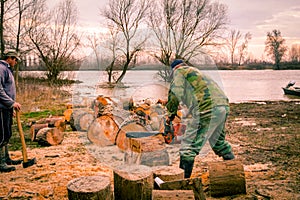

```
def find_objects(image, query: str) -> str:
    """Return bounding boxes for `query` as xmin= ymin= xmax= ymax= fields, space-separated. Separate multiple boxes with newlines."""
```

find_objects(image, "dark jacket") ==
xmin=0 ymin=60 xmax=16 ymax=109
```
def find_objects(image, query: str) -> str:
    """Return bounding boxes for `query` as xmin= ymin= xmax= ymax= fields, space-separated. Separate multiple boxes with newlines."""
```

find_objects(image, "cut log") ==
xmin=152 ymin=190 xmax=195 ymax=200
xmin=114 ymin=164 xmax=153 ymax=200
xmin=67 ymin=175 xmax=113 ymax=200
xmin=35 ymin=127 xmax=64 ymax=146
xmin=157 ymin=177 xmax=206 ymax=200
xmin=87 ymin=115 xmax=119 ymax=146
xmin=209 ymin=160 xmax=246 ymax=197
xmin=127 ymin=132 xmax=165 ymax=153
xmin=70 ymin=109 xmax=94 ymax=131
xmin=115 ymin=121 xmax=147 ymax=151
xmin=124 ymin=148 xmax=170 ymax=167
xmin=152 ymin=166 xmax=184 ymax=183
xmin=30 ymin=123 xmax=48 ymax=141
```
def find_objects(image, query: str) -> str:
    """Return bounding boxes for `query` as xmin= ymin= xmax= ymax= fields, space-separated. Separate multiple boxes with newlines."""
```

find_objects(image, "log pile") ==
xmin=30 ymin=116 xmax=66 ymax=146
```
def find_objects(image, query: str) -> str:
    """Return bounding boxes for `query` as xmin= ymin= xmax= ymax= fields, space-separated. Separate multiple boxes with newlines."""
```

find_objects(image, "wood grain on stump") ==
xmin=114 ymin=164 xmax=153 ymax=200
xmin=67 ymin=175 xmax=112 ymax=200
xmin=152 ymin=166 xmax=184 ymax=183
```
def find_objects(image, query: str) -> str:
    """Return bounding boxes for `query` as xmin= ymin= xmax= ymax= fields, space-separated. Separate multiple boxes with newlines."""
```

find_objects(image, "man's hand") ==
xmin=13 ymin=102 xmax=21 ymax=111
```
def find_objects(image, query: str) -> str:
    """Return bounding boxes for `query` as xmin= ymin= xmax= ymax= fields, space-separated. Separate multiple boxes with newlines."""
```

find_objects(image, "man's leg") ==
xmin=0 ymin=110 xmax=16 ymax=172
xmin=179 ymin=117 xmax=204 ymax=178
xmin=208 ymin=106 xmax=234 ymax=160
xmin=5 ymin=145 xmax=22 ymax=165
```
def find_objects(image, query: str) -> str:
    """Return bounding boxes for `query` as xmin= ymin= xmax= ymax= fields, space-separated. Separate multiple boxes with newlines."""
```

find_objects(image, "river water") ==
xmin=21 ymin=70 xmax=300 ymax=103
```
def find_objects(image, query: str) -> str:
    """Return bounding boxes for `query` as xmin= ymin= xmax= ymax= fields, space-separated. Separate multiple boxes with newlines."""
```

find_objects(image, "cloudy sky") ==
xmin=48 ymin=0 xmax=300 ymax=58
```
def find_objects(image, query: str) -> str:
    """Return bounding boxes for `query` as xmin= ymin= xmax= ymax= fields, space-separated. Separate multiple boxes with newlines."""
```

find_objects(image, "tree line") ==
xmin=1 ymin=0 xmax=299 ymax=84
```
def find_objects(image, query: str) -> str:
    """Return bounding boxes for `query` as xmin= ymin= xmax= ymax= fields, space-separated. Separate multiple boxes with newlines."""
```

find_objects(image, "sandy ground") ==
xmin=0 ymin=101 xmax=299 ymax=200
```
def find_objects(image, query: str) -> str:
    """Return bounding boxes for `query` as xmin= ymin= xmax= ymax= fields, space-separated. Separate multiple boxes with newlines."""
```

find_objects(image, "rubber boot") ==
xmin=5 ymin=145 xmax=22 ymax=165
xmin=179 ymin=156 xmax=195 ymax=178
xmin=0 ymin=147 xmax=16 ymax=173
xmin=222 ymin=152 xmax=235 ymax=160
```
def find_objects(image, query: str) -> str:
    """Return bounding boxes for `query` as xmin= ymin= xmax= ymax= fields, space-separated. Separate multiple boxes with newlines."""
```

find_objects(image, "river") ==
xmin=21 ymin=70 xmax=300 ymax=103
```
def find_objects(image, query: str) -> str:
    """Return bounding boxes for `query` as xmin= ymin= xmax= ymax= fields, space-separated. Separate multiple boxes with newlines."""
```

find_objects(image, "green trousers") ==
xmin=179 ymin=105 xmax=232 ymax=162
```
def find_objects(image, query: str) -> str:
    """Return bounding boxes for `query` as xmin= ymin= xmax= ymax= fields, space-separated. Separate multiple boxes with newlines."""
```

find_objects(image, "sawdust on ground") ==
xmin=0 ymin=101 xmax=299 ymax=200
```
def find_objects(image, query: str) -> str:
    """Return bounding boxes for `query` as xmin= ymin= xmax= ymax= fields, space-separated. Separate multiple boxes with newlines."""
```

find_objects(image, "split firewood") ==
xmin=30 ymin=123 xmax=48 ymax=141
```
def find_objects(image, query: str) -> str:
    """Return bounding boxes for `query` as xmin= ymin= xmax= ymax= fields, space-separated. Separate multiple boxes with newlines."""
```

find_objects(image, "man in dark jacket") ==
xmin=166 ymin=59 xmax=234 ymax=178
xmin=0 ymin=49 xmax=22 ymax=172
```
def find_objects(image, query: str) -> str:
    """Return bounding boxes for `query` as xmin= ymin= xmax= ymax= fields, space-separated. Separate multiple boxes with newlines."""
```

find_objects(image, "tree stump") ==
xmin=35 ymin=127 xmax=64 ymax=146
xmin=209 ymin=160 xmax=246 ymax=197
xmin=87 ymin=115 xmax=119 ymax=146
xmin=67 ymin=175 xmax=113 ymax=200
xmin=152 ymin=166 xmax=184 ymax=184
xmin=114 ymin=164 xmax=153 ymax=200
xmin=70 ymin=109 xmax=94 ymax=131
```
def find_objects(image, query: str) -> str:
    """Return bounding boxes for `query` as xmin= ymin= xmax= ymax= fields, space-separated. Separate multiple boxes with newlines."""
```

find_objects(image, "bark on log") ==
xmin=70 ymin=109 xmax=94 ymax=131
xmin=87 ymin=115 xmax=119 ymax=146
xmin=35 ymin=116 xmax=65 ymax=127
xmin=152 ymin=190 xmax=195 ymax=200
xmin=114 ymin=164 xmax=153 ymax=200
xmin=115 ymin=121 xmax=147 ymax=151
xmin=30 ymin=123 xmax=48 ymax=141
xmin=35 ymin=127 xmax=64 ymax=146
xmin=67 ymin=175 xmax=113 ymax=200
xmin=209 ymin=160 xmax=246 ymax=197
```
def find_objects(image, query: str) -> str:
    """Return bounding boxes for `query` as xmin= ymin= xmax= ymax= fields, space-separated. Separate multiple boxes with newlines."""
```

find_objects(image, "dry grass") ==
xmin=16 ymin=77 xmax=72 ymax=113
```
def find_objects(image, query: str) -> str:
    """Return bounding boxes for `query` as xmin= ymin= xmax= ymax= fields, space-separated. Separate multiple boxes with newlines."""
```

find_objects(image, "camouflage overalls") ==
xmin=166 ymin=65 xmax=232 ymax=164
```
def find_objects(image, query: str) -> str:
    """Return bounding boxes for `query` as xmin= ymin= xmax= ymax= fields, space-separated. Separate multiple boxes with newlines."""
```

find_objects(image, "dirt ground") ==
xmin=0 ymin=100 xmax=299 ymax=200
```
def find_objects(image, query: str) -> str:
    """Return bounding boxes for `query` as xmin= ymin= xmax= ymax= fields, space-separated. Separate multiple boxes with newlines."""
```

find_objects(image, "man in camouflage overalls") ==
xmin=166 ymin=59 xmax=235 ymax=178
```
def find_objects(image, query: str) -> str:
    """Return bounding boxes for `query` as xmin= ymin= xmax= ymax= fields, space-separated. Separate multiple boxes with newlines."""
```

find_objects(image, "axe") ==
xmin=16 ymin=110 xmax=37 ymax=168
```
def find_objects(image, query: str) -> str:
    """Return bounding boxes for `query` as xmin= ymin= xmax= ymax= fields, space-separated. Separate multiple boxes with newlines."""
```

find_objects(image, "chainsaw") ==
xmin=163 ymin=118 xmax=175 ymax=144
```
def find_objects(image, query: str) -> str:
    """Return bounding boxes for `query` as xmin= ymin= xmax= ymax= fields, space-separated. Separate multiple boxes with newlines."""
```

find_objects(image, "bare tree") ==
xmin=25 ymin=0 xmax=81 ymax=82
xmin=226 ymin=30 xmax=241 ymax=67
xmin=289 ymin=44 xmax=300 ymax=63
xmin=102 ymin=0 xmax=150 ymax=84
xmin=265 ymin=29 xmax=287 ymax=70
xmin=237 ymin=32 xmax=251 ymax=66
xmin=147 ymin=0 xmax=228 ymax=81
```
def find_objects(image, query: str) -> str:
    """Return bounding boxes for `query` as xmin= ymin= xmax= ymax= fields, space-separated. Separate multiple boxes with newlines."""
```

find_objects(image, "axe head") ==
xmin=22 ymin=158 xmax=37 ymax=168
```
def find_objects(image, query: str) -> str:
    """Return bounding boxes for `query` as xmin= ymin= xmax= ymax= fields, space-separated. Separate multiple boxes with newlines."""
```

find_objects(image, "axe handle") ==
xmin=16 ymin=110 xmax=28 ymax=162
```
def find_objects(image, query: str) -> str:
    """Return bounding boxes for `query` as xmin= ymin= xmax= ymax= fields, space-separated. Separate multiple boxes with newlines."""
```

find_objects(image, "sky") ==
xmin=48 ymin=0 xmax=300 ymax=59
